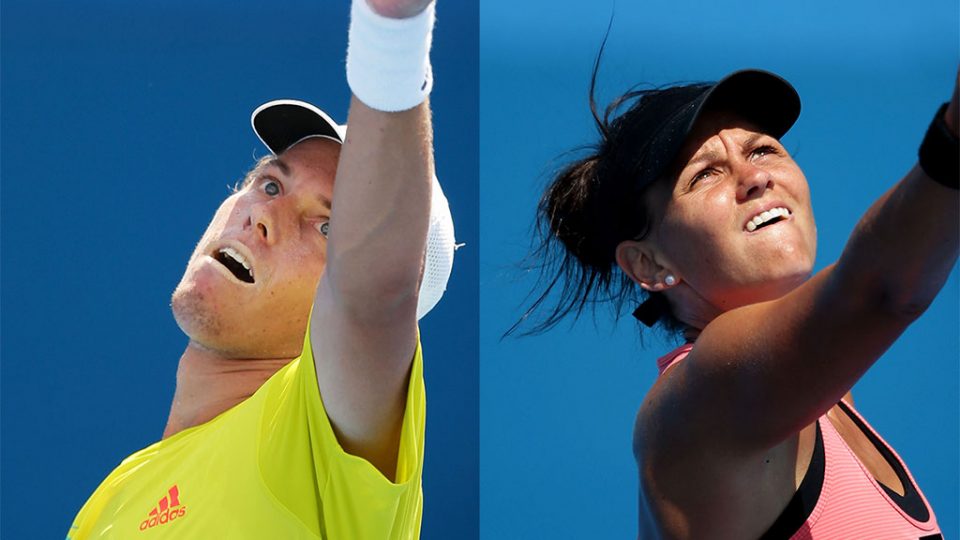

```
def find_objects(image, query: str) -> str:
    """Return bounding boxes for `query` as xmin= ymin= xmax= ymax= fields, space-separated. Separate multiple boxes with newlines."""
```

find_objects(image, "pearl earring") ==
xmin=664 ymin=275 xmax=677 ymax=287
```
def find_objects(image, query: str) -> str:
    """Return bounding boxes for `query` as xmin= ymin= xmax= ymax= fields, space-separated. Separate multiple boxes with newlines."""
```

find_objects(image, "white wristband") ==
xmin=346 ymin=0 xmax=435 ymax=112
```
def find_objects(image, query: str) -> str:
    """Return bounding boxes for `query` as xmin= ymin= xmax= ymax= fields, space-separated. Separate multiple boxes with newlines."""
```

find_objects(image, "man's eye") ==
xmin=262 ymin=180 xmax=281 ymax=197
xmin=315 ymin=221 xmax=330 ymax=238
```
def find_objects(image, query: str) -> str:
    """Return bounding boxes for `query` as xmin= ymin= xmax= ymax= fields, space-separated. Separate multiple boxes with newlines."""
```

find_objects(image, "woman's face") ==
xmin=647 ymin=109 xmax=818 ymax=317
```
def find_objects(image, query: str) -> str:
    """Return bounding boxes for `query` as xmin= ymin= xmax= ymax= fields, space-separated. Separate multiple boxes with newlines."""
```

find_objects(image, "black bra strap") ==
xmin=758 ymin=421 xmax=825 ymax=540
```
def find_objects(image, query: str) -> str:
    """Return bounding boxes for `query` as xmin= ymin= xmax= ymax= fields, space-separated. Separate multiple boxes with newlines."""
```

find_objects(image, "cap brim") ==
xmin=251 ymin=99 xmax=345 ymax=155
xmin=696 ymin=69 xmax=801 ymax=140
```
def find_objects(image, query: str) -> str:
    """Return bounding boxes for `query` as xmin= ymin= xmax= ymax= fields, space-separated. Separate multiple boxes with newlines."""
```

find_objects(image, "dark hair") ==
xmin=510 ymin=45 xmax=712 ymax=338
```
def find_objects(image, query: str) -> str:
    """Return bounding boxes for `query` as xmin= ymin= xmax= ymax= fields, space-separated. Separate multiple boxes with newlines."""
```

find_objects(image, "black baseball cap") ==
xmin=251 ymin=99 xmax=345 ymax=155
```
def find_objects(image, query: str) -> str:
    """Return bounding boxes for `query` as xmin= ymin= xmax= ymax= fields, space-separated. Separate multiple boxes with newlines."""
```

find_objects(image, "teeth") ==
xmin=219 ymin=247 xmax=253 ymax=277
xmin=745 ymin=207 xmax=791 ymax=232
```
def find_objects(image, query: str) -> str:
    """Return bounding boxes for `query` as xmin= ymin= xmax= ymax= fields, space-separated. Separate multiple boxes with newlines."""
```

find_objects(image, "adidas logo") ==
xmin=139 ymin=485 xmax=187 ymax=531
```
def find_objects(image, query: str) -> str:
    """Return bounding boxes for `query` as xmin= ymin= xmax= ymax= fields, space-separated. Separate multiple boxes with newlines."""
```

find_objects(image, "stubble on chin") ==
xmin=171 ymin=284 xmax=223 ymax=344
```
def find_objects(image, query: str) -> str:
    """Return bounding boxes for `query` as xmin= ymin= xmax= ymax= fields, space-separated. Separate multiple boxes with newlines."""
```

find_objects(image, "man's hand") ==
xmin=366 ymin=0 xmax=433 ymax=19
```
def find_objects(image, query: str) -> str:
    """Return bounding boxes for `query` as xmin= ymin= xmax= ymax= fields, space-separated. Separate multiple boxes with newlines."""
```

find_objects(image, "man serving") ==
xmin=66 ymin=0 xmax=454 ymax=537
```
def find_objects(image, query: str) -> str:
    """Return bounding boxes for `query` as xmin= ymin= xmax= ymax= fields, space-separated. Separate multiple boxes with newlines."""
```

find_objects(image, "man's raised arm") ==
xmin=312 ymin=0 xmax=439 ymax=478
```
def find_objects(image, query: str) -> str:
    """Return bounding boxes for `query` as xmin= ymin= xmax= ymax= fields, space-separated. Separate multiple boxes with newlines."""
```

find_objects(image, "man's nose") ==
xmin=249 ymin=202 xmax=277 ymax=246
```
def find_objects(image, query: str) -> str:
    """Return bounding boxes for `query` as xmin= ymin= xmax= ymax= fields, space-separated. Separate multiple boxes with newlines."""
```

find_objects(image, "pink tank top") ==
xmin=656 ymin=345 xmax=942 ymax=539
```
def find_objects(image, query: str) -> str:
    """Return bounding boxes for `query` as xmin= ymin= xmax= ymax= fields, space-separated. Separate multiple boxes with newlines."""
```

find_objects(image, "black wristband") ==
xmin=918 ymin=102 xmax=959 ymax=190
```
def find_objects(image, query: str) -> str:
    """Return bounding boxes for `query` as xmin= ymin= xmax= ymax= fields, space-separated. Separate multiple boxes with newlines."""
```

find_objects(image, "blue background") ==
xmin=1 ymin=1 xmax=477 ymax=538
xmin=4 ymin=1 xmax=959 ymax=539
xmin=481 ymin=1 xmax=959 ymax=538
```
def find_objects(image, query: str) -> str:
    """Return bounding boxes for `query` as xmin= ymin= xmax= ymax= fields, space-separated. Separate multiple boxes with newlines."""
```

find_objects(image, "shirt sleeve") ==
xmin=256 ymin=328 xmax=426 ymax=539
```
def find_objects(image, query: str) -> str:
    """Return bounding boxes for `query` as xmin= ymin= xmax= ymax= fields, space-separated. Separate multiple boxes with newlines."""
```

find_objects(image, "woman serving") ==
xmin=523 ymin=64 xmax=957 ymax=538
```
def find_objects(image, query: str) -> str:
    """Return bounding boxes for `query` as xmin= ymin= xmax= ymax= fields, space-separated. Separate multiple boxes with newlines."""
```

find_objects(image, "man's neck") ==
xmin=162 ymin=342 xmax=292 ymax=439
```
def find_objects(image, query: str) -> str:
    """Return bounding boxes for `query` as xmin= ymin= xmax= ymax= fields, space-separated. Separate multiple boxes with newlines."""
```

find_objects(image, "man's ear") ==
xmin=615 ymin=240 xmax=673 ymax=292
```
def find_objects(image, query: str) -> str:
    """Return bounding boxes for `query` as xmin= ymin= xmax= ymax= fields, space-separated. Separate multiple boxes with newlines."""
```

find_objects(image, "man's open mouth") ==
xmin=213 ymin=247 xmax=255 ymax=283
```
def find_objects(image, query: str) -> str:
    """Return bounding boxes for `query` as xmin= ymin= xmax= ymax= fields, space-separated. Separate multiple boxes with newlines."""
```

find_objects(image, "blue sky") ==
xmin=480 ymin=0 xmax=958 ymax=537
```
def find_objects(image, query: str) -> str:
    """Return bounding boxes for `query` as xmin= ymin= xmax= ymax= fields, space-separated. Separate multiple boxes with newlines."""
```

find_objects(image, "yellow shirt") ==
xmin=66 ymin=333 xmax=425 ymax=539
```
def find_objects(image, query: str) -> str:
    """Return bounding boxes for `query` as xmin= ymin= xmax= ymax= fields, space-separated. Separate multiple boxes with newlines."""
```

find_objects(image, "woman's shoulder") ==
xmin=633 ymin=343 xmax=810 ymax=539
xmin=632 ymin=340 xmax=769 ymax=480
xmin=632 ymin=344 xmax=697 ymax=463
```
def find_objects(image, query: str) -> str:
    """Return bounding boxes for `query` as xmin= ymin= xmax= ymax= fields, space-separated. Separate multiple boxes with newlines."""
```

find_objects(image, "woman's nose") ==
xmin=736 ymin=163 xmax=774 ymax=202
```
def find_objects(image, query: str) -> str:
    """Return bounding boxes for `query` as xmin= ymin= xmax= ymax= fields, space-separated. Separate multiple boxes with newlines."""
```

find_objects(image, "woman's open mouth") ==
xmin=745 ymin=207 xmax=791 ymax=232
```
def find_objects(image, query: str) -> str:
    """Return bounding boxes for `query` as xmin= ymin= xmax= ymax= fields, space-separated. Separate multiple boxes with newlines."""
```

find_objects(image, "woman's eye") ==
xmin=262 ymin=180 xmax=281 ymax=197
xmin=315 ymin=221 xmax=330 ymax=238
xmin=751 ymin=145 xmax=777 ymax=158
xmin=690 ymin=169 xmax=714 ymax=186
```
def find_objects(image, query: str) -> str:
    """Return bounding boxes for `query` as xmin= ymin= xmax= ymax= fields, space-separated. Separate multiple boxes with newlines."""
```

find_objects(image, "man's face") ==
xmin=172 ymin=137 xmax=340 ymax=358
